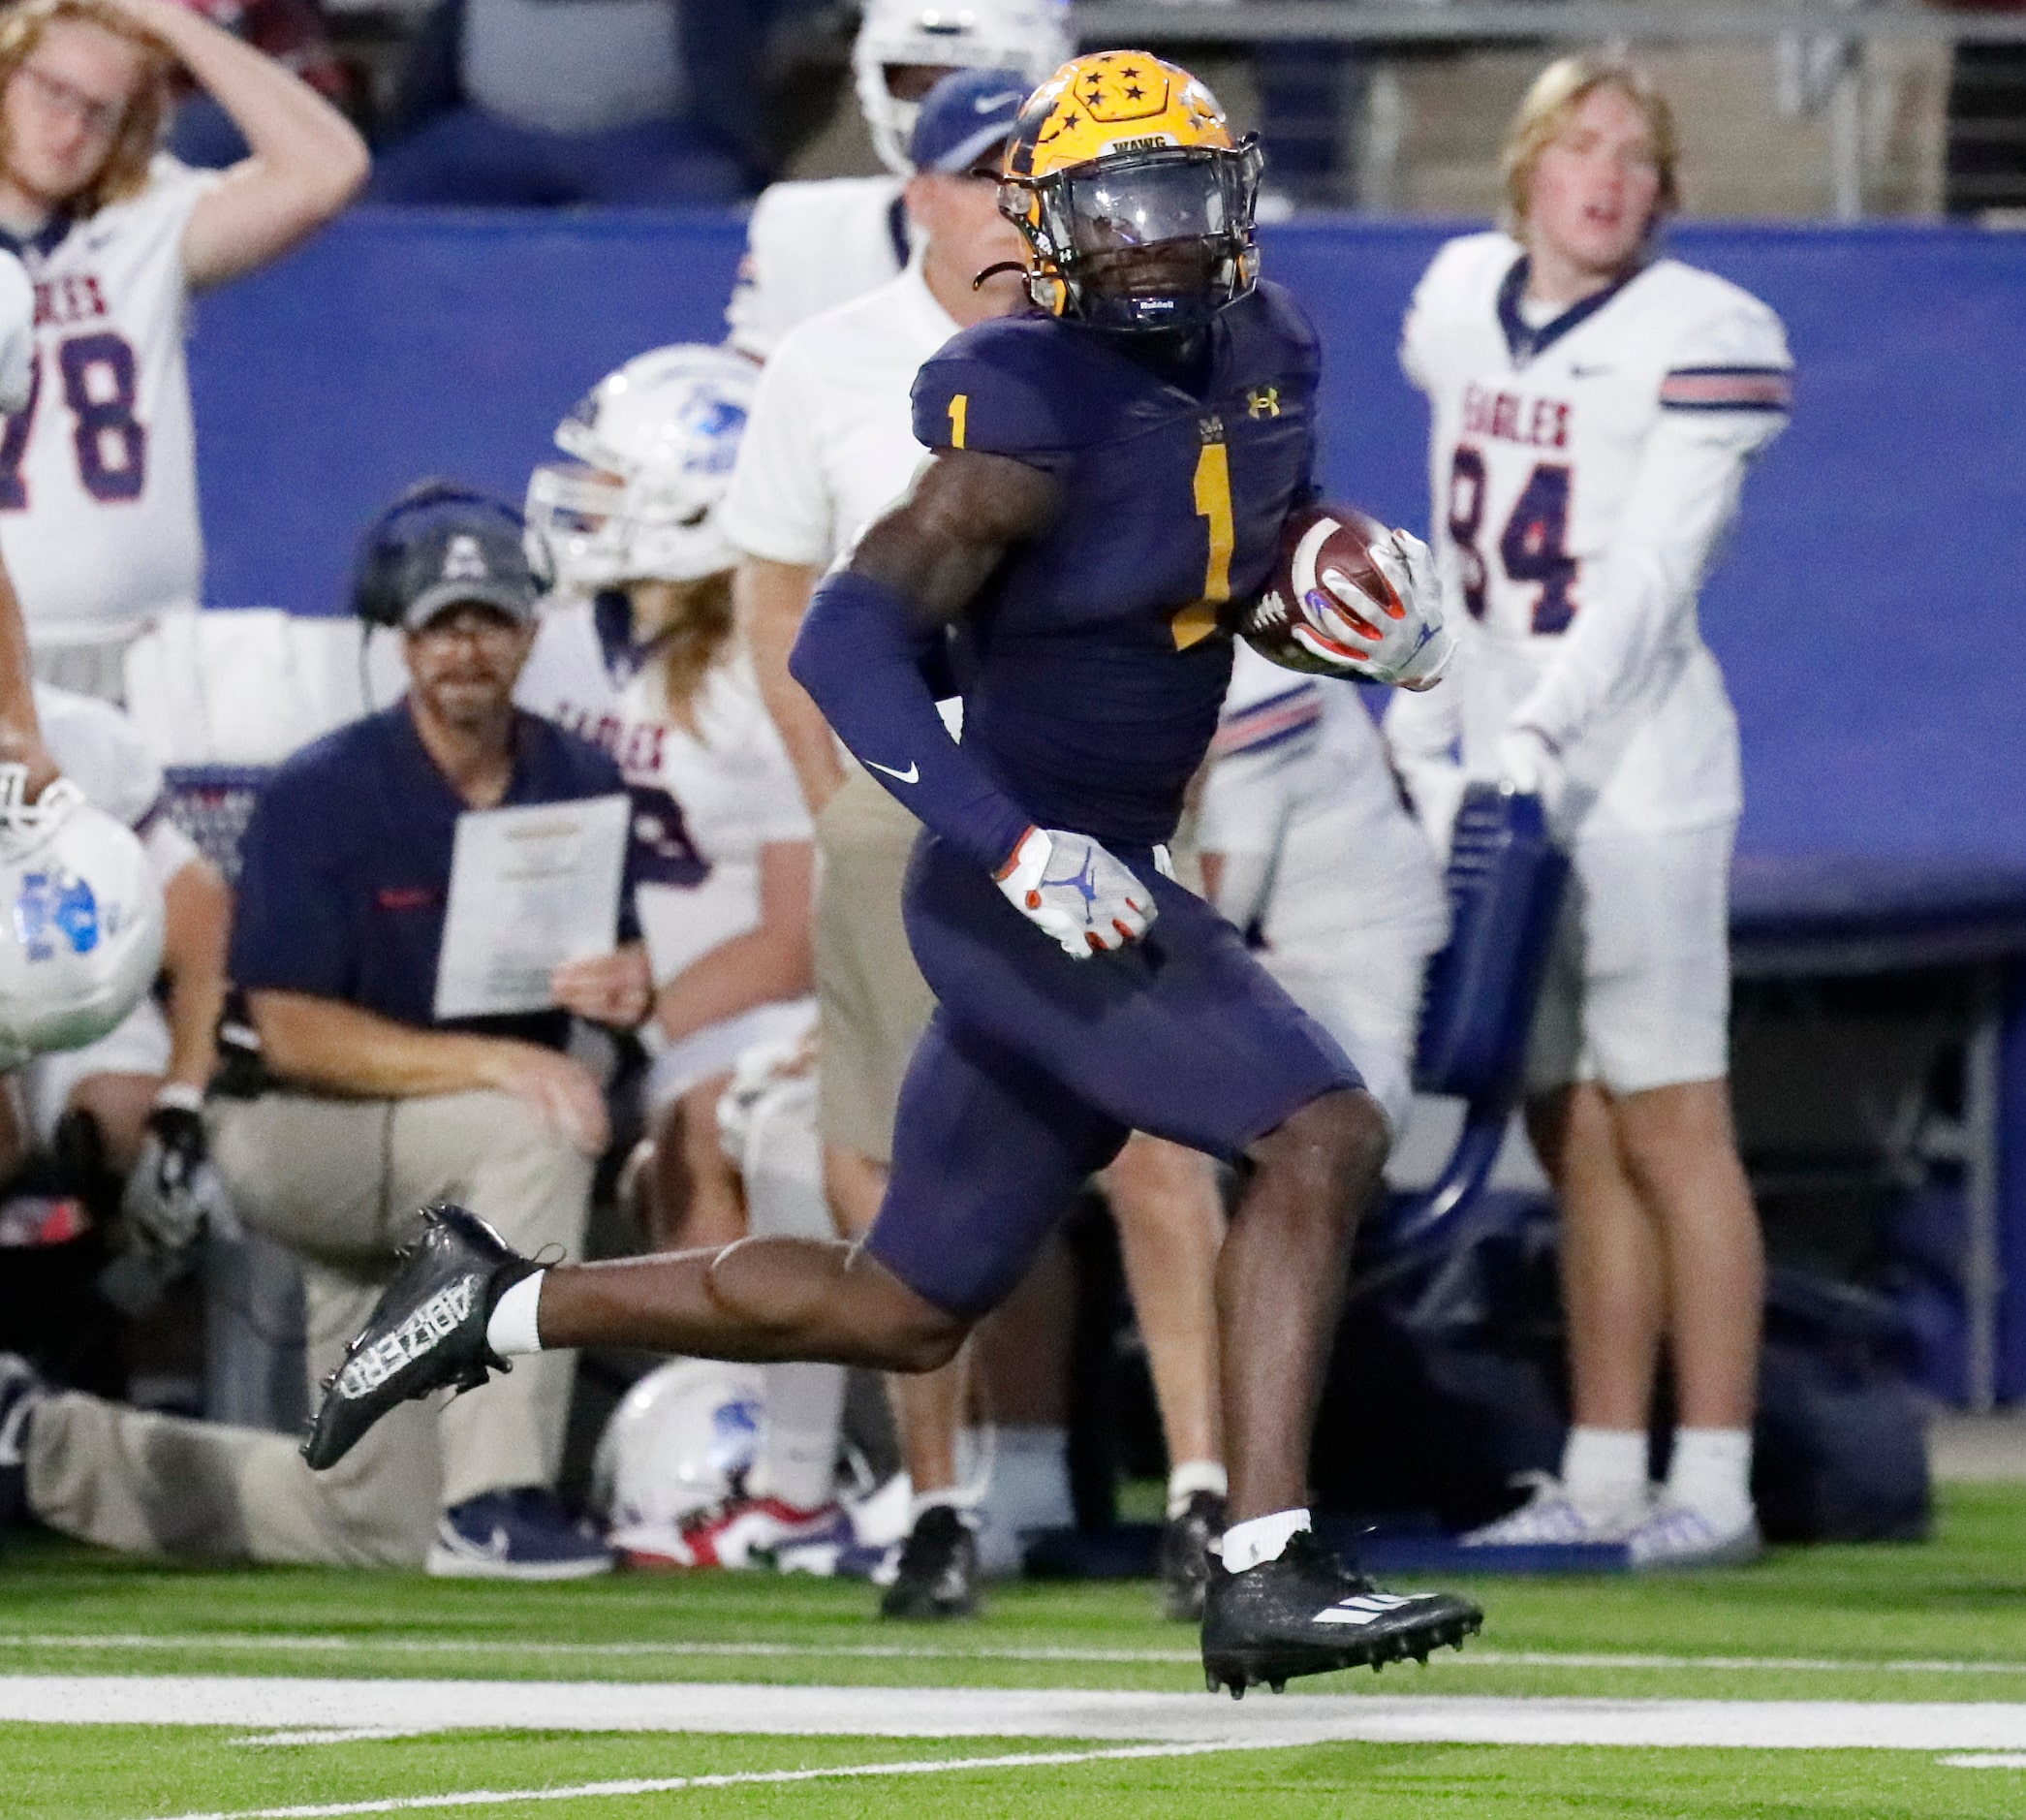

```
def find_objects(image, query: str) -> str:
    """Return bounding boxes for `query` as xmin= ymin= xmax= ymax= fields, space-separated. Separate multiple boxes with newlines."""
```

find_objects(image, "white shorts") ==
xmin=644 ymin=996 xmax=818 ymax=1115
xmin=17 ymin=993 xmax=171 ymax=1145
xmin=1525 ymin=819 xmax=1734 ymax=1098
xmin=1263 ymin=930 xmax=1433 ymax=1136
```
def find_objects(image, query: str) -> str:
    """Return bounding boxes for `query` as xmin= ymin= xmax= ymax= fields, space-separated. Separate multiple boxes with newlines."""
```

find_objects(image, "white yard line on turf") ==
xmin=146 ymin=1740 xmax=1298 ymax=1820
xmin=1946 ymin=1754 xmax=2026 ymax=1768
xmin=10 ymin=1676 xmax=2026 ymax=1752
xmin=11 ymin=1632 xmax=2026 ymax=1677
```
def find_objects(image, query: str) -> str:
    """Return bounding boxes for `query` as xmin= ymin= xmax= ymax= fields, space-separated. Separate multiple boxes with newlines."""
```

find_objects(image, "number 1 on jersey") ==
xmin=1172 ymin=439 xmax=1233 ymax=651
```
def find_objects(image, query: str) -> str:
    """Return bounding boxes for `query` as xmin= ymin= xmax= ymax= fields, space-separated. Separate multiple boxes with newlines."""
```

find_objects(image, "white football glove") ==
xmin=1495 ymin=725 xmax=1559 ymax=797
xmin=996 ymin=827 xmax=1155 ymax=959
xmin=1294 ymin=527 xmax=1455 ymax=692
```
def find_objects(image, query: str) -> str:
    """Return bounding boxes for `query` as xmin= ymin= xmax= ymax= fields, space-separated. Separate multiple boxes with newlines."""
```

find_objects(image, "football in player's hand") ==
xmin=1239 ymin=501 xmax=1405 ymax=677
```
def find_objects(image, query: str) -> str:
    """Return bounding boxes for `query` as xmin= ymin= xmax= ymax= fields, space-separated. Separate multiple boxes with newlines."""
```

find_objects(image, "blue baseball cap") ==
xmin=909 ymin=66 xmax=1029 ymax=175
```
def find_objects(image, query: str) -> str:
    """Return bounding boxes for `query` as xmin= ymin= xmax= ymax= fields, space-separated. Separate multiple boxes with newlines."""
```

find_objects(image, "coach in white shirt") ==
xmin=0 ymin=0 xmax=366 ymax=699
xmin=722 ymin=71 xmax=1232 ymax=1621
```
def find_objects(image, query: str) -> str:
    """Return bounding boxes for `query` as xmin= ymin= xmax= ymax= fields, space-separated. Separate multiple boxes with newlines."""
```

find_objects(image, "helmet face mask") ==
xmin=1002 ymin=52 xmax=1265 ymax=333
xmin=1004 ymin=139 xmax=1263 ymax=332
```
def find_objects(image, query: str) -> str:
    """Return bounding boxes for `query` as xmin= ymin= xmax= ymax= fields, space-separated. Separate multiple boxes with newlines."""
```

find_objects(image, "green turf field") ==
xmin=7 ymin=1485 xmax=2026 ymax=1819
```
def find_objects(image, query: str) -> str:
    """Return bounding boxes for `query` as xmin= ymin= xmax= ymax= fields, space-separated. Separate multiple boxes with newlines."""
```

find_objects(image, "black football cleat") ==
xmin=1159 ymin=1489 xmax=1228 ymax=1622
xmin=1200 ymin=1529 xmax=1481 ymax=1697
xmin=879 ymin=1504 xmax=981 ymax=1620
xmin=301 ymin=1203 xmax=538 ymax=1472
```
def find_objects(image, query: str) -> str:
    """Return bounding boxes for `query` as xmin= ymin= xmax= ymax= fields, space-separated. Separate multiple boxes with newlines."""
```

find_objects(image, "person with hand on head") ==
xmin=1391 ymin=56 xmax=1791 ymax=1568
xmin=0 ymin=0 xmax=366 ymax=699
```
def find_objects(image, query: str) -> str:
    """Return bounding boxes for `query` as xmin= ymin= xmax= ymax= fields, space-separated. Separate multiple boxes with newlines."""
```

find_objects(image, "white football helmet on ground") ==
xmin=525 ymin=344 xmax=757 ymax=596
xmin=0 ymin=769 xmax=164 ymax=1065
xmin=854 ymin=0 xmax=1072 ymax=175
xmin=590 ymin=1358 xmax=765 ymax=1564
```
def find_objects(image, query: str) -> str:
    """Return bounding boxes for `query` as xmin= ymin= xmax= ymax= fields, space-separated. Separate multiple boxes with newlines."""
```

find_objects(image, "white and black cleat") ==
xmin=301 ymin=1203 xmax=537 ymax=1471
xmin=1200 ymin=1529 xmax=1481 ymax=1698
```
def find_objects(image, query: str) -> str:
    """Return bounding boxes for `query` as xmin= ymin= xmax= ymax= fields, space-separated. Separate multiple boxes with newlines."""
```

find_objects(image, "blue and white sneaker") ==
xmin=1626 ymin=1495 xmax=1762 ymax=1571
xmin=1460 ymin=1472 xmax=1647 ymax=1547
xmin=0 ymin=1353 xmax=46 ymax=1529
xmin=426 ymin=1488 xmax=614 ymax=1581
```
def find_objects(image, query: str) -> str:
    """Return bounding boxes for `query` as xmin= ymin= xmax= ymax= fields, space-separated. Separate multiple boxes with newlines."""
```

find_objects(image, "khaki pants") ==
xmin=27 ymin=1089 xmax=590 ymax=1565
xmin=814 ymin=769 xmax=937 ymax=1164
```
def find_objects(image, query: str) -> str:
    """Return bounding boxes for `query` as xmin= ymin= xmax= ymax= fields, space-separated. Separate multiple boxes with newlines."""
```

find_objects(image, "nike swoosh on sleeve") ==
xmin=865 ymin=759 xmax=920 ymax=785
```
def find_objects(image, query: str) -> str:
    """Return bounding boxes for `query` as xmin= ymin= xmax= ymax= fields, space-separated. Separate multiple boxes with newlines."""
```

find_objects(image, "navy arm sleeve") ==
xmin=791 ymin=570 xmax=1032 ymax=872
xmin=789 ymin=330 xmax=1075 ymax=874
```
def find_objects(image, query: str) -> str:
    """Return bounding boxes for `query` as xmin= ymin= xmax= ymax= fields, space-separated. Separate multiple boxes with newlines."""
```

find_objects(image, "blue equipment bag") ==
xmin=1376 ymin=784 xmax=1570 ymax=1254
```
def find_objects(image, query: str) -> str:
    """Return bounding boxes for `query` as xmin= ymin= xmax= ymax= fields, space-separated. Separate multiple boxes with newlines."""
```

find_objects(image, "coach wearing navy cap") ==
xmin=203 ymin=486 xmax=647 ymax=1577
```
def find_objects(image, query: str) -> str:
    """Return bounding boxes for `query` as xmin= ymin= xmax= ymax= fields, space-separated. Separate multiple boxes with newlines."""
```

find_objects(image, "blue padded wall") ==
xmin=189 ymin=210 xmax=2026 ymax=867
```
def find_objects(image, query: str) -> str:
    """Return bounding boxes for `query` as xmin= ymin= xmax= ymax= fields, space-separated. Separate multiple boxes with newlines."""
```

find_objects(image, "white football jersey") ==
xmin=1199 ymin=646 xmax=1447 ymax=1125
xmin=1401 ymin=232 xmax=1792 ymax=835
xmin=34 ymin=682 xmax=198 ymax=889
xmin=1200 ymin=645 xmax=1447 ymax=966
xmin=516 ymin=605 xmax=811 ymax=987
xmin=724 ymin=175 xmax=910 ymax=363
xmin=0 ymin=159 xmax=217 ymax=649
xmin=0 ymin=251 xmax=34 ymax=416
xmin=514 ymin=595 xmax=632 ymax=750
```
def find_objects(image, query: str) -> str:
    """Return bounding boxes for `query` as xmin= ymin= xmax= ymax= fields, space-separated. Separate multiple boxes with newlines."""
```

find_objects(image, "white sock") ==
xmin=911 ymin=1486 xmax=981 ymax=1526
xmin=750 ymin=1361 xmax=847 ymax=1512
xmin=1561 ymin=1427 xmax=1649 ymax=1523
xmin=1167 ymin=1459 xmax=1228 ymax=1521
xmin=1219 ymin=1507 xmax=1309 ymax=1573
xmin=483 ymin=1271 xmax=546 ymax=1357
xmin=1666 ymin=1428 xmax=1754 ymax=1524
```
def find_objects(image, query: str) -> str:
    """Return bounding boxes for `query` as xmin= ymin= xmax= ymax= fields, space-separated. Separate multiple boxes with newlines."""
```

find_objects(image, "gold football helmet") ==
xmin=1000 ymin=50 xmax=1263 ymax=331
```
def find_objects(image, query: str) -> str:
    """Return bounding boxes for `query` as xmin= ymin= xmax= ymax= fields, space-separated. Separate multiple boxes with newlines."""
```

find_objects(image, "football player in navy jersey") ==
xmin=303 ymin=52 xmax=1480 ymax=1693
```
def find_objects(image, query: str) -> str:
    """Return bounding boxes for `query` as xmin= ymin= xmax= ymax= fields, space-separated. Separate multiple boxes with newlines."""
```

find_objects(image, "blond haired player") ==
xmin=1392 ymin=57 xmax=1792 ymax=1566
xmin=0 ymin=0 xmax=366 ymax=697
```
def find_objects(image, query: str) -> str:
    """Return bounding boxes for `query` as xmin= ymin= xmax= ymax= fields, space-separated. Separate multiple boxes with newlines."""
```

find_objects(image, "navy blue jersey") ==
xmin=910 ymin=280 xmax=1320 ymax=847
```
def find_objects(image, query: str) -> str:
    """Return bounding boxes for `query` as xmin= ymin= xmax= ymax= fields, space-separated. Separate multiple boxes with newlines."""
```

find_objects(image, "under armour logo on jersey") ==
xmin=441 ymin=535 xmax=489 ymax=582
xmin=14 ymin=867 xmax=100 ymax=961
xmin=1247 ymin=387 xmax=1282 ymax=419
xmin=1313 ymin=1591 xmax=1416 ymax=1626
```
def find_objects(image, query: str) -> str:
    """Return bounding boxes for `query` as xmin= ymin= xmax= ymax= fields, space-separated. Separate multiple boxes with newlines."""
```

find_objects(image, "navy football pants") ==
xmin=864 ymin=834 xmax=1365 ymax=1318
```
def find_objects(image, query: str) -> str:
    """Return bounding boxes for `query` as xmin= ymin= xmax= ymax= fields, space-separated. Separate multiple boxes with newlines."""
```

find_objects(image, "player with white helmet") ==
xmin=521 ymin=343 xmax=816 ymax=1255
xmin=0 ymin=246 xmax=166 ymax=1107
xmin=1391 ymin=56 xmax=1791 ymax=1568
xmin=0 ymin=684 xmax=228 ymax=1267
xmin=0 ymin=0 xmax=365 ymax=699
xmin=723 ymin=0 xmax=1070 ymax=361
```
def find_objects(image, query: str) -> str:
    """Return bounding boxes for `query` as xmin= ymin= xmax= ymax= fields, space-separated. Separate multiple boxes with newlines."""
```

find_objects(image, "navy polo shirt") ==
xmin=231 ymin=703 xmax=639 ymax=1052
